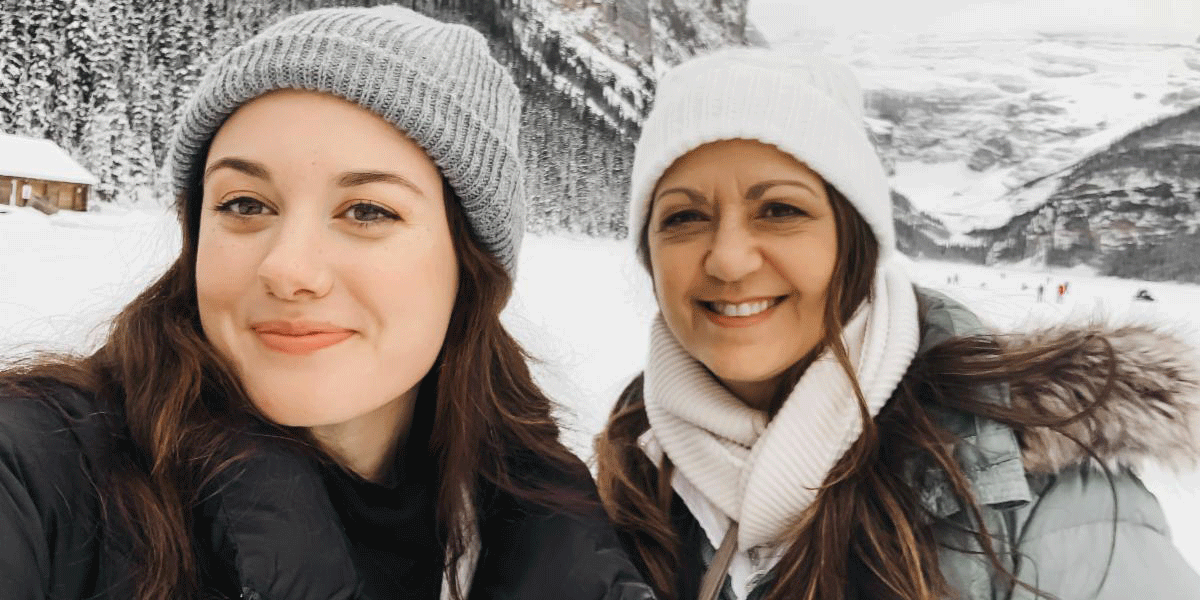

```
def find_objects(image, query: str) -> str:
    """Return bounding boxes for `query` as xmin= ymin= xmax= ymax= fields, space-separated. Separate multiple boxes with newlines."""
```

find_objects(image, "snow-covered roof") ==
xmin=0 ymin=133 xmax=98 ymax=185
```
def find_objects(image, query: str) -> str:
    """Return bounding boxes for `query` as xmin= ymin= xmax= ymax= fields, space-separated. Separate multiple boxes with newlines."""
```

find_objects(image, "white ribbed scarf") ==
xmin=643 ymin=259 xmax=920 ymax=550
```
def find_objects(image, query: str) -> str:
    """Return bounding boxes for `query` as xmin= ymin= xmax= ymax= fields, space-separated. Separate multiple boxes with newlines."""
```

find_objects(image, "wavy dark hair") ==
xmin=595 ymin=183 xmax=1118 ymax=600
xmin=1 ymin=160 xmax=593 ymax=599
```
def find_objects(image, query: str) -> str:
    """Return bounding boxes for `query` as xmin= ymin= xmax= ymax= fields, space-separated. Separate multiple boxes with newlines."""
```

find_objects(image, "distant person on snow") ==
xmin=0 ymin=7 xmax=651 ymax=600
xmin=594 ymin=48 xmax=1200 ymax=600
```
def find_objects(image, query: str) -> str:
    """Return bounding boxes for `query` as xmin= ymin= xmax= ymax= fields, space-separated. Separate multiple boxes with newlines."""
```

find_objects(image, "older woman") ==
xmin=596 ymin=48 xmax=1200 ymax=600
xmin=0 ymin=7 xmax=651 ymax=600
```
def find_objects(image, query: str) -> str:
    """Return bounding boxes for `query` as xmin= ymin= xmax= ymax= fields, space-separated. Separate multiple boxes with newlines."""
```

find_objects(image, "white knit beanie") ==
xmin=629 ymin=48 xmax=894 ymax=257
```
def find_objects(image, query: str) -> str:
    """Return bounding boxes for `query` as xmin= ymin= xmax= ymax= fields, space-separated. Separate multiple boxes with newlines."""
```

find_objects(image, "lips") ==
xmin=252 ymin=321 xmax=354 ymax=355
xmin=699 ymin=295 xmax=787 ymax=328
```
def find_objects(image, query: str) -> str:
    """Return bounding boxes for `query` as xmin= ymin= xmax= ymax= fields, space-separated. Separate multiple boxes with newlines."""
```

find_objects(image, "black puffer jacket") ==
xmin=0 ymin=384 xmax=655 ymax=600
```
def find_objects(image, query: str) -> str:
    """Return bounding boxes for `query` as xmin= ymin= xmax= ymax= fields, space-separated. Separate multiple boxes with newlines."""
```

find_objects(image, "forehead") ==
xmin=657 ymin=139 xmax=823 ymax=187
xmin=212 ymin=90 xmax=374 ymax=141
xmin=205 ymin=89 xmax=432 ymax=169
xmin=202 ymin=90 xmax=443 ymax=197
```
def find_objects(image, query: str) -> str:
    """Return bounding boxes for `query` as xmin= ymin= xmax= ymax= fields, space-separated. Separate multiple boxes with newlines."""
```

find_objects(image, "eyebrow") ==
xmin=337 ymin=171 xmax=424 ymax=197
xmin=655 ymin=186 xmax=708 ymax=205
xmin=746 ymin=179 xmax=823 ymax=201
xmin=654 ymin=179 xmax=823 ymax=206
xmin=202 ymin=160 xmax=425 ymax=197
xmin=204 ymin=157 xmax=270 ymax=182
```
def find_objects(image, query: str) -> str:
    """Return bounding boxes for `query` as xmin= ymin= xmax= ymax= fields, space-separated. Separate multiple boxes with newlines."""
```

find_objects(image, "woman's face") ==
xmin=196 ymin=89 xmax=458 ymax=429
xmin=647 ymin=139 xmax=839 ymax=408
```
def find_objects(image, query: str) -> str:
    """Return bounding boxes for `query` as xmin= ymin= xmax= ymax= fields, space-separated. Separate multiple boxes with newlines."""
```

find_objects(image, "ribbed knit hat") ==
xmin=168 ymin=6 xmax=524 ymax=272
xmin=629 ymin=47 xmax=894 ymax=257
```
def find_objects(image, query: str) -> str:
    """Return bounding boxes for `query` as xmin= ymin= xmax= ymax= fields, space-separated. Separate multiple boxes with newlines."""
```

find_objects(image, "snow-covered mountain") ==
xmin=773 ymin=29 xmax=1200 ymax=280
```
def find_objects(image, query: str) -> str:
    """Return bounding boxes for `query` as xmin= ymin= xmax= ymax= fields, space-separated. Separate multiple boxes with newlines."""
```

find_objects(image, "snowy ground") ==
xmin=2 ymin=203 xmax=1199 ymax=571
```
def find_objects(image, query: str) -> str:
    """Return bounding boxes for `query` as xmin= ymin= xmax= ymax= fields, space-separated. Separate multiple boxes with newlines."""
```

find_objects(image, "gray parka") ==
xmin=615 ymin=287 xmax=1200 ymax=600
xmin=912 ymin=288 xmax=1200 ymax=600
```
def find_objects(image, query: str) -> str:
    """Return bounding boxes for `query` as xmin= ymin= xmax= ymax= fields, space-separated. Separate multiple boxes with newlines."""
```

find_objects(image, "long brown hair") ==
xmin=596 ymin=184 xmax=1116 ymax=600
xmin=1 ymin=166 xmax=592 ymax=600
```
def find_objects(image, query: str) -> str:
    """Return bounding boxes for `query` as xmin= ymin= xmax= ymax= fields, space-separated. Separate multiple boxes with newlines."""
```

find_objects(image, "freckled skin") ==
xmin=647 ymin=139 xmax=839 ymax=409
xmin=196 ymin=90 xmax=459 ymax=479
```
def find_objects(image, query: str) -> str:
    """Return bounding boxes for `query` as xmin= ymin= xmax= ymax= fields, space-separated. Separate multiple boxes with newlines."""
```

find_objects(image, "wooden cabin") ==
xmin=0 ymin=134 xmax=98 ymax=212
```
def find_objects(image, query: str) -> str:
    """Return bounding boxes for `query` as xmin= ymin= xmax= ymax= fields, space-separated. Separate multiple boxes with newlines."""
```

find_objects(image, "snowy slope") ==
xmin=2 ymin=203 xmax=1199 ymax=573
xmin=776 ymin=30 xmax=1200 ymax=233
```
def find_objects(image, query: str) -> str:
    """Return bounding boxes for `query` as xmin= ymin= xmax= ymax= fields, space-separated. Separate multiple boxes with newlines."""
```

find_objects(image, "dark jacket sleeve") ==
xmin=194 ymin=442 xmax=366 ymax=600
xmin=1 ymin=387 xmax=369 ymax=600
xmin=469 ymin=506 xmax=657 ymax=600
xmin=469 ymin=443 xmax=656 ymax=600
xmin=0 ymin=392 xmax=105 ymax=600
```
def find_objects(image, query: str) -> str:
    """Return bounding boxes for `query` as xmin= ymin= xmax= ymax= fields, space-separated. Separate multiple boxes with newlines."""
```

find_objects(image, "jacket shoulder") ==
xmin=471 ymin=504 xmax=655 ymax=600
xmin=0 ymin=383 xmax=110 ymax=598
xmin=1008 ymin=465 xmax=1200 ymax=598
xmin=0 ymin=382 xmax=112 ymax=488
xmin=914 ymin=285 xmax=990 ymax=352
xmin=471 ymin=473 xmax=655 ymax=600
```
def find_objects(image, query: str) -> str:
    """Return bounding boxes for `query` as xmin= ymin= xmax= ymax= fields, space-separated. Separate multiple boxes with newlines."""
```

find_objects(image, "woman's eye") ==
xmin=215 ymin=196 xmax=269 ymax=217
xmin=761 ymin=202 xmax=806 ymax=219
xmin=342 ymin=202 xmax=400 ymax=226
xmin=661 ymin=209 xmax=706 ymax=229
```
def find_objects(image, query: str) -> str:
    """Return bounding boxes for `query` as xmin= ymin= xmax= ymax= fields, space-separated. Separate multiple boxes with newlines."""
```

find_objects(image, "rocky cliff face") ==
xmin=966 ymin=106 xmax=1200 ymax=280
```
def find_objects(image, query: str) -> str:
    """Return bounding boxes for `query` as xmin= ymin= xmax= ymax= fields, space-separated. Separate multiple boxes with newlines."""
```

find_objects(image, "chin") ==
xmin=252 ymin=400 xmax=335 ymax=427
xmin=244 ymin=383 xmax=345 ymax=427
xmin=704 ymin=356 xmax=784 ymax=388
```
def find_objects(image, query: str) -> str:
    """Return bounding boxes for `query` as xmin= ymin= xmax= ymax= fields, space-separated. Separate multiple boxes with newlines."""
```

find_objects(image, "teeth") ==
xmin=712 ymin=299 xmax=774 ymax=317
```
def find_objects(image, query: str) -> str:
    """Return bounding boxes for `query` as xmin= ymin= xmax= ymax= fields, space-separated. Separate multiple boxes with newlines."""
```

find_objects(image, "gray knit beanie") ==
xmin=168 ymin=6 xmax=524 ymax=272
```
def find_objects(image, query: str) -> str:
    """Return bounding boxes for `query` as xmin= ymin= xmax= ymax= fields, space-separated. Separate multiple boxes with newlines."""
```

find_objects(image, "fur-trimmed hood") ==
xmin=917 ymin=287 xmax=1200 ymax=477
xmin=1003 ymin=322 xmax=1200 ymax=473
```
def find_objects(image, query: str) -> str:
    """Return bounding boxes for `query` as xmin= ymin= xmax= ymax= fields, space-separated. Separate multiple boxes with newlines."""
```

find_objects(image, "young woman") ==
xmin=0 ymin=7 xmax=652 ymax=600
xmin=596 ymin=48 xmax=1200 ymax=600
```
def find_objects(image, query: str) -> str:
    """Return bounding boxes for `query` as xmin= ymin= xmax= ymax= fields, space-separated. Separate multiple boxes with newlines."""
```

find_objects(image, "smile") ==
xmin=699 ymin=296 xmax=787 ymax=327
xmin=253 ymin=323 xmax=355 ymax=355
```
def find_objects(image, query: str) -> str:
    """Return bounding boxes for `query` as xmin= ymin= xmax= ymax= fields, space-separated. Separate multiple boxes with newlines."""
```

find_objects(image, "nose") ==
xmin=258 ymin=215 xmax=334 ymax=300
xmin=704 ymin=216 xmax=763 ymax=283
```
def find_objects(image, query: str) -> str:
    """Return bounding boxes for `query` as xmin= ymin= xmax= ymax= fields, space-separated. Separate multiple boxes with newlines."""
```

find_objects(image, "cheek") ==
xmin=195 ymin=227 xmax=258 ymax=324
xmin=814 ymin=232 xmax=840 ymax=299
xmin=787 ymin=235 xmax=838 ymax=328
xmin=649 ymin=243 xmax=690 ymax=305
xmin=363 ymin=233 xmax=459 ymax=348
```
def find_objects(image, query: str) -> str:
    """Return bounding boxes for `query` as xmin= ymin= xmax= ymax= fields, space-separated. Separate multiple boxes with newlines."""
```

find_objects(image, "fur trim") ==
xmin=1005 ymin=323 xmax=1200 ymax=473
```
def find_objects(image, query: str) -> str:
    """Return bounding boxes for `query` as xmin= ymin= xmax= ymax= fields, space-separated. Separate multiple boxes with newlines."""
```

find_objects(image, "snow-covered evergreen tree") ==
xmin=0 ymin=0 xmax=729 ymax=237
xmin=0 ymin=1 xmax=24 ymax=132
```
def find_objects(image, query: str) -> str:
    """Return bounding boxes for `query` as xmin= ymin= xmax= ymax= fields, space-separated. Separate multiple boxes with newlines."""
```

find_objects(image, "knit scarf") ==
xmin=642 ymin=258 xmax=920 ymax=550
